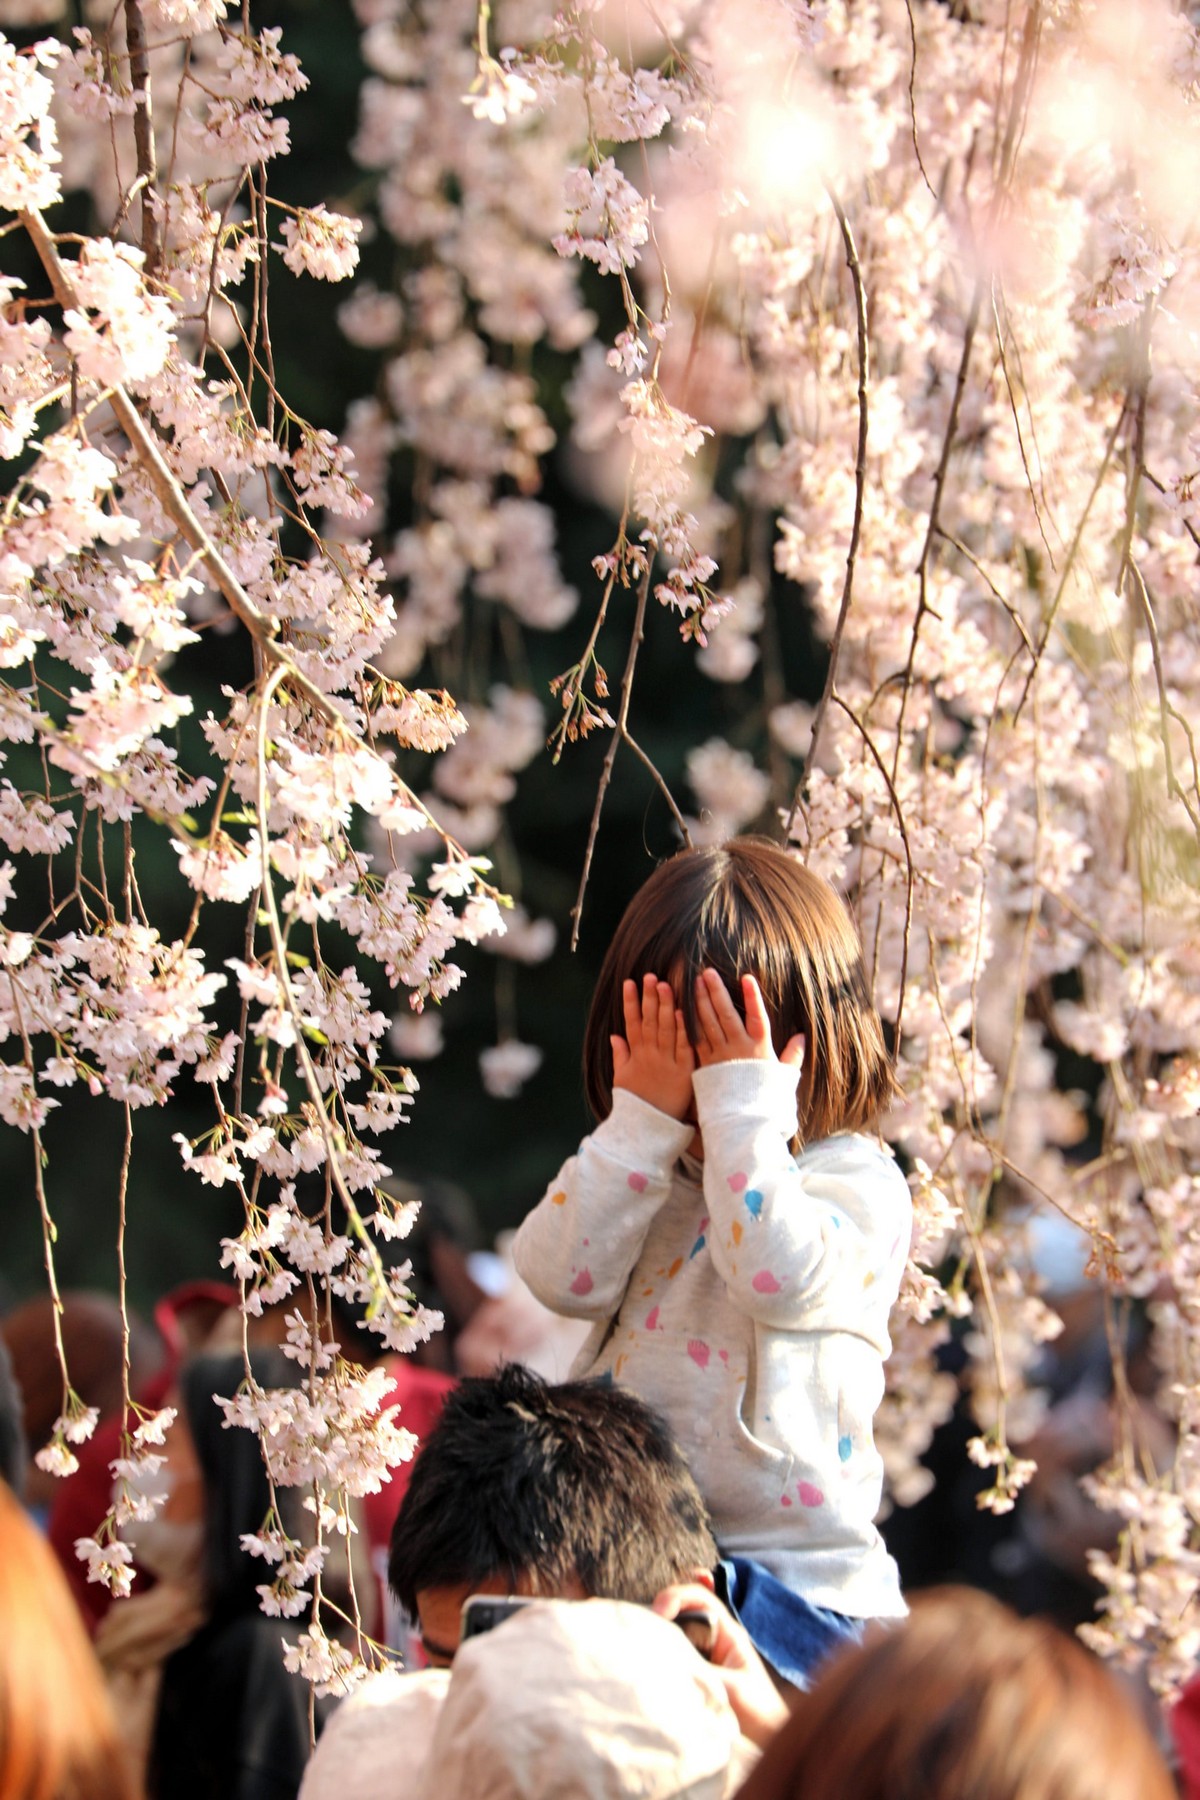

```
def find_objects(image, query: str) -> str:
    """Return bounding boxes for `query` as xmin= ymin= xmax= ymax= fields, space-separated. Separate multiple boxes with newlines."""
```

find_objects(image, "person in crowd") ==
xmin=94 ymin=1347 xmax=342 ymax=1800
xmin=0 ymin=1476 xmax=139 ymax=1800
xmin=45 ymin=1281 xmax=239 ymax=1631
xmin=1 ymin=1289 xmax=162 ymax=1529
xmin=45 ymin=1274 xmax=421 ymax=1642
xmin=513 ymin=837 xmax=911 ymax=1685
xmin=386 ymin=1361 xmax=720 ymax=1660
xmin=0 ymin=1338 xmax=26 ymax=1496
xmin=731 ymin=1584 xmax=1176 ymax=1800
xmin=299 ymin=1364 xmax=788 ymax=1800
xmin=451 ymin=1227 xmax=592 ymax=1384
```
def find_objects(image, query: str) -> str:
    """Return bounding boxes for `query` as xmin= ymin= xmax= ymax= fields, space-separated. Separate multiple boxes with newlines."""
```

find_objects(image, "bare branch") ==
xmin=830 ymin=695 xmax=915 ymax=1047
xmin=123 ymin=0 xmax=161 ymax=277
xmin=902 ymin=0 xmax=937 ymax=200
xmin=570 ymin=561 xmax=684 ymax=951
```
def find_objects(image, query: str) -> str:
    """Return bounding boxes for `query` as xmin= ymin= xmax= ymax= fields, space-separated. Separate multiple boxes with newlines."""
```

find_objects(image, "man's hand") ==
xmin=652 ymin=1581 xmax=791 ymax=1748
xmin=611 ymin=974 xmax=695 ymax=1120
xmin=694 ymin=969 xmax=805 ymax=1075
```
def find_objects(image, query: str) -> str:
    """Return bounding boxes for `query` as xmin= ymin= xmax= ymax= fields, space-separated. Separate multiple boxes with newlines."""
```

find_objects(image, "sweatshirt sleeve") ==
xmin=693 ymin=1059 xmax=912 ymax=1329
xmin=511 ymin=1091 xmax=695 ymax=1321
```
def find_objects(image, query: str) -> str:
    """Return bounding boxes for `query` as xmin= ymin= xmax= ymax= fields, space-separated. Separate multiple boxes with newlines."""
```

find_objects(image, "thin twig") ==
xmin=123 ymin=0 xmax=161 ymax=276
xmin=891 ymin=278 xmax=983 ymax=772
xmin=623 ymin=729 xmax=691 ymax=840
xmin=830 ymin=695 xmax=914 ymax=1046
xmin=116 ymin=1103 xmax=134 ymax=1434
xmin=791 ymin=189 xmax=870 ymax=833
xmin=571 ymin=562 xmax=673 ymax=950
xmin=10 ymin=978 xmax=72 ymax=1419
xmin=1143 ymin=465 xmax=1200 ymax=553
xmin=990 ymin=283 xmax=1055 ymax=570
xmin=903 ymin=0 xmax=936 ymax=199
xmin=933 ymin=525 xmax=1037 ymax=659
xmin=1013 ymin=396 xmax=1127 ymax=717
xmin=1125 ymin=559 xmax=1200 ymax=836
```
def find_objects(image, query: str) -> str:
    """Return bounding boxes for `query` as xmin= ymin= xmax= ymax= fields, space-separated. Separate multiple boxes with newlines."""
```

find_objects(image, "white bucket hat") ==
xmin=411 ymin=1597 xmax=755 ymax=1800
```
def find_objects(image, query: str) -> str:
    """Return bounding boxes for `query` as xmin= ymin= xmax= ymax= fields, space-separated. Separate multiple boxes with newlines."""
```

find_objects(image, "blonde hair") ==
xmin=734 ymin=1586 xmax=1174 ymax=1800
xmin=583 ymin=837 xmax=896 ymax=1144
xmin=0 ymin=1480 xmax=138 ymax=1800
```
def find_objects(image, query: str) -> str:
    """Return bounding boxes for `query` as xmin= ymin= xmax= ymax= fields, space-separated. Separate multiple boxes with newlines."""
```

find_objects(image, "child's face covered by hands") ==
xmin=694 ymin=969 xmax=806 ymax=1076
xmin=610 ymin=970 xmax=806 ymax=1129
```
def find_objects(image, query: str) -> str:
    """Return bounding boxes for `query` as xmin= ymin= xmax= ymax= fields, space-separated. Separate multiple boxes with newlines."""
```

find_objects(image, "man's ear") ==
xmin=687 ymin=1567 xmax=716 ymax=1592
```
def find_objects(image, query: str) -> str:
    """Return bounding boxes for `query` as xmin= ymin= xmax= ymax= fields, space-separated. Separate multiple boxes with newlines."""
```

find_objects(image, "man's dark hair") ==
xmin=387 ymin=1364 xmax=717 ymax=1614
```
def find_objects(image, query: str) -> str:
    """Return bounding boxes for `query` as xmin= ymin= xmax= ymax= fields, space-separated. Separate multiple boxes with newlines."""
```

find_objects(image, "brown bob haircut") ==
xmin=733 ymin=1585 xmax=1174 ymax=1800
xmin=0 ymin=1478 xmax=139 ymax=1800
xmin=583 ymin=836 xmax=896 ymax=1146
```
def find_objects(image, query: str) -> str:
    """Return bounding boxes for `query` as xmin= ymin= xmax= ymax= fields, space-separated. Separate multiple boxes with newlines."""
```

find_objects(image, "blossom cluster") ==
xmin=335 ymin=0 xmax=1200 ymax=1695
xmin=0 ymin=2 xmax=515 ymax=1685
xmin=6 ymin=0 xmax=1200 ymax=1706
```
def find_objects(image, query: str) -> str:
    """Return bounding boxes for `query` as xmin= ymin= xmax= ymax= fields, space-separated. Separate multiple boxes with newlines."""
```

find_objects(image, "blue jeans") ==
xmin=715 ymin=1555 xmax=865 ymax=1689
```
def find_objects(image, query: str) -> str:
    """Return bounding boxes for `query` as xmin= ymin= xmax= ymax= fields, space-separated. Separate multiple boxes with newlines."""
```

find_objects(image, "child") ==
xmin=512 ymin=836 xmax=912 ymax=1686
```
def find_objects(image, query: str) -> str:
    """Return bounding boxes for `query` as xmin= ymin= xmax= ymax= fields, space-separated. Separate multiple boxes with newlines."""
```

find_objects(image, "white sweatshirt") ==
xmin=512 ymin=1060 xmax=912 ymax=1620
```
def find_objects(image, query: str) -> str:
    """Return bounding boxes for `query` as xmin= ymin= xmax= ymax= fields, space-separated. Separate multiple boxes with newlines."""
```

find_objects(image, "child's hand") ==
xmin=694 ymin=969 xmax=805 ymax=1075
xmin=611 ymin=974 xmax=696 ymax=1120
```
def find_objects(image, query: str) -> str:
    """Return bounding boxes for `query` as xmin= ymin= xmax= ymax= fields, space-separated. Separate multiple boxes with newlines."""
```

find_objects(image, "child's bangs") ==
xmin=677 ymin=896 xmax=781 ymax=1043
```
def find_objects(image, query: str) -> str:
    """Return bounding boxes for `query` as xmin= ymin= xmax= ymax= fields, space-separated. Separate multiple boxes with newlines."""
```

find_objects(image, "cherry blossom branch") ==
xmin=795 ymin=189 xmax=869 ymax=820
xmin=8 ymin=975 xmax=80 ymax=1466
xmin=990 ymin=816 xmax=1043 ymax=1146
xmin=115 ymin=1101 xmax=134 ymax=1432
xmin=19 ymin=210 xmax=367 ymax=734
xmin=962 ymin=1222 xmax=1035 ymax=1516
xmin=622 ymin=731 xmax=690 ymax=842
xmin=892 ymin=277 xmax=983 ymax=770
xmin=902 ymin=0 xmax=936 ymax=200
xmin=1123 ymin=559 xmax=1200 ymax=838
xmin=1143 ymin=467 xmax=1200 ymax=553
xmin=1113 ymin=300 xmax=1200 ymax=841
xmin=1014 ymin=397 xmax=1127 ymax=717
xmin=250 ymin=670 xmax=397 ymax=1319
xmin=990 ymin=287 xmax=1055 ymax=571
xmin=122 ymin=0 xmax=160 ymax=276
xmin=22 ymin=209 xmax=481 ymax=885
xmin=21 ymin=231 xmax=250 ymax=577
xmin=570 ymin=560 xmax=673 ymax=950
xmin=933 ymin=526 xmax=1037 ymax=661
xmin=897 ymin=2 xmax=1044 ymax=765
xmin=830 ymin=696 xmax=914 ymax=1046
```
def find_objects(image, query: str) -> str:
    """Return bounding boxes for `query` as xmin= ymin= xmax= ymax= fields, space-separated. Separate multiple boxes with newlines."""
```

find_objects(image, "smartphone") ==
xmin=460 ymin=1594 xmax=535 ymax=1641
xmin=459 ymin=1593 xmax=716 ymax=1656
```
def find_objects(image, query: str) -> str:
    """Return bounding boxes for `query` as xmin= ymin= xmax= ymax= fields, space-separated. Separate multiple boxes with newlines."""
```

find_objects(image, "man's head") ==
xmin=388 ymin=1363 xmax=718 ymax=1664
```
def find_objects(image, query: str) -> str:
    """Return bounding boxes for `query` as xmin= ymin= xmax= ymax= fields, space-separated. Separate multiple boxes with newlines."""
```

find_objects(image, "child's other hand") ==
xmin=694 ymin=969 xmax=805 ymax=1076
xmin=611 ymin=974 xmax=695 ymax=1120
